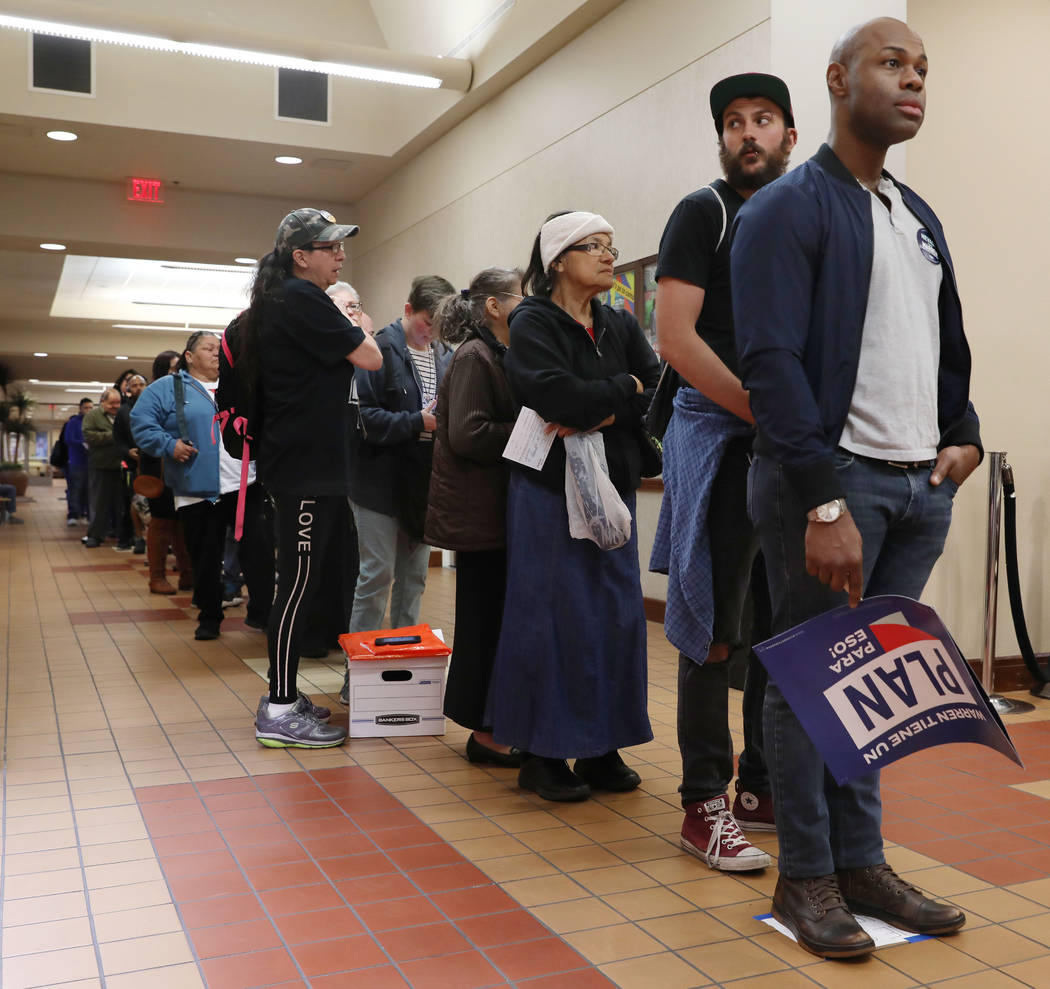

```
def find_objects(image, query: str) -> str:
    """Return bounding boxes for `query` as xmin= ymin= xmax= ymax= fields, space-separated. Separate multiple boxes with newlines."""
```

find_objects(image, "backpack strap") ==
xmin=704 ymin=183 xmax=729 ymax=251
xmin=172 ymin=374 xmax=191 ymax=443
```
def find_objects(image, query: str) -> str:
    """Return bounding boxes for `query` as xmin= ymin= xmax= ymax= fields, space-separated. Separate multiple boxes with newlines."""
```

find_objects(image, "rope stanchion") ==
xmin=1001 ymin=459 xmax=1050 ymax=699
xmin=982 ymin=451 xmax=1035 ymax=714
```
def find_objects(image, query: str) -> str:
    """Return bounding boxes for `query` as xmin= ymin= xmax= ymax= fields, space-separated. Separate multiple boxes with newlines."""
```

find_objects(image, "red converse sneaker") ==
xmin=681 ymin=794 xmax=771 ymax=871
xmin=732 ymin=781 xmax=776 ymax=832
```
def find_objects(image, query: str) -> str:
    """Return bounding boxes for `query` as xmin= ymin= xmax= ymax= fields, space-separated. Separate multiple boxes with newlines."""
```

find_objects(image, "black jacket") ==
xmin=350 ymin=319 xmax=452 ymax=530
xmin=504 ymin=297 xmax=660 ymax=495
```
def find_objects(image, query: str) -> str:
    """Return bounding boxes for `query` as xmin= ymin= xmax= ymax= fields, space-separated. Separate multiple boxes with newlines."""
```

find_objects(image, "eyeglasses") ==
xmin=562 ymin=241 xmax=619 ymax=261
xmin=301 ymin=241 xmax=345 ymax=254
xmin=497 ymin=293 xmax=523 ymax=300
xmin=345 ymin=300 xmax=363 ymax=312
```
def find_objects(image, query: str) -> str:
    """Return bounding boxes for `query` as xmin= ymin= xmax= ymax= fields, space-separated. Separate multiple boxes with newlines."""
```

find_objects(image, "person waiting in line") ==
xmin=137 ymin=351 xmax=193 ymax=595
xmin=347 ymin=275 xmax=454 ymax=640
xmin=113 ymin=373 xmax=148 ymax=554
xmin=486 ymin=212 xmax=660 ymax=801
xmin=236 ymin=207 xmax=381 ymax=748
xmin=62 ymin=397 xmax=93 ymax=526
xmin=327 ymin=279 xmax=375 ymax=336
xmin=113 ymin=368 xmax=142 ymax=403
xmin=0 ymin=482 xmax=23 ymax=524
xmin=82 ymin=388 xmax=126 ymax=548
xmin=132 ymin=331 xmax=274 ymax=641
xmin=424 ymin=268 xmax=523 ymax=768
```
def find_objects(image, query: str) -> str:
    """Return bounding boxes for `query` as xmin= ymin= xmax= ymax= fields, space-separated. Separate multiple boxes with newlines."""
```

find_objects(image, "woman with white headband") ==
xmin=486 ymin=211 xmax=661 ymax=802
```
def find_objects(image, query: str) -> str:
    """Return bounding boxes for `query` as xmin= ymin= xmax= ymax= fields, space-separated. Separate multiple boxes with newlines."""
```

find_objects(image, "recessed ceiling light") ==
xmin=34 ymin=352 xmax=48 ymax=357
xmin=29 ymin=378 xmax=39 ymax=383
xmin=235 ymin=257 xmax=256 ymax=265
xmin=274 ymin=155 xmax=302 ymax=165
xmin=40 ymin=243 xmax=66 ymax=251
xmin=46 ymin=130 xmax=78 ymax=141
xmin=115 ymin=355 xmax=128 ymax=360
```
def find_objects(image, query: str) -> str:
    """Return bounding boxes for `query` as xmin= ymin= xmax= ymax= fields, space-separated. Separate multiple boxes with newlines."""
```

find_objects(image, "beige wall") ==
xmin=909 ymin=0 xmax=1050 ymax=659
xmin=354 ymin=0 xmax=1046 ymax=660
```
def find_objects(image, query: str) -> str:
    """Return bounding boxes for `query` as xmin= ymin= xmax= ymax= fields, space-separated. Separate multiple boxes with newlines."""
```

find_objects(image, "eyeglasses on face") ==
xmin=562 ymin=241 xmax=619 ymax=261
xmin=301 ymin=241 xmax=345 ymax=254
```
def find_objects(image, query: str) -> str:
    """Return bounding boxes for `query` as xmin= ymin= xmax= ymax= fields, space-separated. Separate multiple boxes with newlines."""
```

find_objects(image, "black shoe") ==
xmin=518 ymin=755 xmax=590 ymax=802
xmin=83 ymin=537 xmax=101 ymax=548
xmin=466 ymin=733 xmax=522 ymax=768
xmin=573 ymin=751 xmax=641 ymax=792
xmin=133 ymin=538 xmax=146 ymax=554
xmin=243 ymin=616 xmax=267 ymax=632
xmin=194 ymin=625 xmax=220 ymax=641
xmin=772 ymin=874 xmax=875 ymax=959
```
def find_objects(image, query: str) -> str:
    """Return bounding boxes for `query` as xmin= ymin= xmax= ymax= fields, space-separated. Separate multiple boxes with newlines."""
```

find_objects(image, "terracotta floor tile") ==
xmin=196 ymin=777 xmax=258 ymax=796
xmin=410 ymin=861 xmax=491 ymax=894
xmin=376 ymin=920 xmax=473 ymax=961
xmin=222 ymin=823 xmax=295 ymax=848
xmin=336 ymin=872 xmax=421 ymax=904
xmin=178 ymin=893 xmax=267 ymax=929
xmin=286 ymin=815 xmax=362 ymax=840
xmin=429 ymin=885 xmax=520 ymax=919
xmin=302 ymin=833 xmax=377 ymax=859
xmin=311 ymin=967 xmax=410 ymax=989
xmin=370 ymin=825 xmax=443 ymax=850
xmin=388 ymin=842 xmax=466 ymax=871
xmin=200 ymin=946 xmax=300 ymax=988
xmin=273 ymin=906 xmax=364 ymax=944
xmin=169 ymin=868 xmax=252 ymax=901
xmin=355 ymin=895 xmax=446 ymax=931
xmin=202 ymin=791 xmax=271 ymax=814
xmin=258 ymin=882 xmax=346 ymax=916
xmin=189 ymin=917 xmax=284 ymax=958
xmin=353 ymin=808 xmax=427 ymax=831
xmin=234 ymin=840 xmax=310 ymax=869
xmin=255 ymin=772 xmax=316 ymax=790
xmin=959 ymin=857 xmax=1050 ymax=886
xmin=244 ymin=859 xmax=326 ymax=891
xmin=151 ymin=830 xmax=229 ymax=857
xmin=485 ymin=937 xmax=591 ymax=981
xmin=264 ymin=783 xmax=328 ymax=803
xmin=290 ymin=932 xmax=389 ymax=976
xmin=398 ymin=949 xmax=505 ymax=989
xmin=160 ymin=848 xmax=238 ymax=878
xmin=515 ymin=971 xmax=617 ymax=988
xmin=456 ymin=909 xmax=552 ymax=947
xmin=212 ymin=807 xmax=283 ymax=830
xmin=318 ymin=851 xmax=396 ymax=881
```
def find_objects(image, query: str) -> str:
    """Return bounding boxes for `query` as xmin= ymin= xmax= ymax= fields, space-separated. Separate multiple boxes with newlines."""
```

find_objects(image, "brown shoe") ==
xmin=149 ymin=577 xmax=176 ymax=595
xmin=772 ymin=874 xmax=875 ymax=958
xmin=837 ymin=863 xmax=965 ymax=935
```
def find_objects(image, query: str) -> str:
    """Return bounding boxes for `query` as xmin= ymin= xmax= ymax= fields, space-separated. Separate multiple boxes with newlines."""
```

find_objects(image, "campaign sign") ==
xmin=754 ymin=595 xmax=1022 ymax=785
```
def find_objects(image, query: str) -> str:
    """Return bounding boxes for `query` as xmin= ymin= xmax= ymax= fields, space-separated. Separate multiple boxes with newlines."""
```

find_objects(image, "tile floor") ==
xmin=3 ymin=484 xmax=1050 ymax=988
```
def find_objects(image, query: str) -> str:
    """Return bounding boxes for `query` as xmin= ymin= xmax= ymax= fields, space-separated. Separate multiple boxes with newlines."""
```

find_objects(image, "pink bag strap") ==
xmin=211 ymin=409 xmax=253 ymax=540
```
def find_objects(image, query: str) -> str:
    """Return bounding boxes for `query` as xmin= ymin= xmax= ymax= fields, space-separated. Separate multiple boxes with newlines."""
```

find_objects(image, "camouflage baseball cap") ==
xmin=275 ymin=208 xmax=360 ymax=251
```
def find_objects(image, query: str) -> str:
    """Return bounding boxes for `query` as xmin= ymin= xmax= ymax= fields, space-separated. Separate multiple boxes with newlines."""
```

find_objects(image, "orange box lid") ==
xmin=338 ymin=624 xmax=451 ymax=662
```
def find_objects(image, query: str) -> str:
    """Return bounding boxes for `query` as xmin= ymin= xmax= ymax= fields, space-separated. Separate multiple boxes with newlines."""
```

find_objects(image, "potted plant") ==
xmin=0 ymin=365 xmax=33 ymax=496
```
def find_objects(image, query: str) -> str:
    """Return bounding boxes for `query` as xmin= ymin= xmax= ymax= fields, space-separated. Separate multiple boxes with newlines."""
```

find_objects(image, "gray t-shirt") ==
xmin=839 ymin=176 xmax=943 ymax=460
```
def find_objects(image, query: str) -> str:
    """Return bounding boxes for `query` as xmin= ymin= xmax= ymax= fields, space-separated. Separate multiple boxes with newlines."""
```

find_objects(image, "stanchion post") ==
xmin=981 ymin=451 xmax=1018 ymax=714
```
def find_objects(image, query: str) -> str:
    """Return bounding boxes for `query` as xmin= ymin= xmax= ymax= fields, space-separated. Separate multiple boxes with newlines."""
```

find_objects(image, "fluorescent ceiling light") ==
xmin=234 ymin=258 xmax=256 ymax=265
xmin=46 ymin=130 xmax=78 ymax=141
xmin=31 ymin=380 xmax=107 ymax=388
xmin=112 ymin=323 xmax=197 ymax=332
xmin=29 ymin=378 xmax=39 ymax=383
xmin=34 ymin=351 xmax=48 ymax=356
xmin=274 ymin=155 xmax=302 ymax=165
xmin=0 ymin=14 xmax=442 ymax=88
xmin=40 ymin=243 xmax=66 ymax=251
xmin=115 ymin=355 xmax=128 ymax=360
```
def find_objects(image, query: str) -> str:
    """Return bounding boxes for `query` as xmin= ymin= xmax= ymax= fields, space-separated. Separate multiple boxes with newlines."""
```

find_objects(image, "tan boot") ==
xmin=173 ymin=520 xmax=194 ymax=591
xmin=147 ymin=518 xmax=176 ymax=595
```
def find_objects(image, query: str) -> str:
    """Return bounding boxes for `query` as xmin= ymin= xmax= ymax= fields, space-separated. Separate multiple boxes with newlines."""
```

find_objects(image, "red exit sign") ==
xmin=126 ymin=177 xmax=164 ymax=204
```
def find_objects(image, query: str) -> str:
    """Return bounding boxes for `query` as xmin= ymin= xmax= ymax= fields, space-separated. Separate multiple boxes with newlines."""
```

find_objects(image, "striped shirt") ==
xmin=407 ymin=345 xmax=437 ymax=439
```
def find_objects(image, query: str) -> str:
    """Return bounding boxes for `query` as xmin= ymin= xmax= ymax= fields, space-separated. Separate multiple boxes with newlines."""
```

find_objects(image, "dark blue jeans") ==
xmin=65 ymin=463 xmax=89 ymax=519
xmin=749 ymin=451 xmax=958 ymax=877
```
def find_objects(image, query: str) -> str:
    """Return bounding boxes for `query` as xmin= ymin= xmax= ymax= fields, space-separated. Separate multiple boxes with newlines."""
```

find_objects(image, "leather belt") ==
xmin=843 ymin=450 xmax=936 ymax=470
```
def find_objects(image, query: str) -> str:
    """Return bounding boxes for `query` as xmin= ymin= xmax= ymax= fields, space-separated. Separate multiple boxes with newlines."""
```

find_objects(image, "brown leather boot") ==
xmin=173 ymin=520 xmax=194 ymax=591
xmin=837 ymin=863 xmax=965 ymax=935
xmin=772 ymin=874 xmax=875 ymax=958
xmin=146 ymin=518 xmax=176 ymax=595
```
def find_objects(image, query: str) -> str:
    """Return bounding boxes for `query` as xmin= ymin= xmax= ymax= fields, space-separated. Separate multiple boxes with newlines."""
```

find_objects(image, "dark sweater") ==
xmin=503 ymin=296 xmax=660 ymax=495
xmin=425 ymin=332 xmax=518 ymax=552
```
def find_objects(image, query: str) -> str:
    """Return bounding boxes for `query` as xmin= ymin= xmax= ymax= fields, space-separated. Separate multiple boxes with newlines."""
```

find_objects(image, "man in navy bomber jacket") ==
xmin=731 ymin=17 xmax=981 ymax=960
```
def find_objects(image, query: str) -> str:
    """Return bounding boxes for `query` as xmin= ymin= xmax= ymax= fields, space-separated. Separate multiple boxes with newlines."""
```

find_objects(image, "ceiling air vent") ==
xmin=276 ymin=68 xmax=329 ymax=124
xmin=32 ymin=34 xmax=92 ymax=95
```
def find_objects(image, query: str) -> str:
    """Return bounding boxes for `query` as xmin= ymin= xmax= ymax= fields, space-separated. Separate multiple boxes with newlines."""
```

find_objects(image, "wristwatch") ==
xmin=807 ymin=498 xmax=847 ymax=523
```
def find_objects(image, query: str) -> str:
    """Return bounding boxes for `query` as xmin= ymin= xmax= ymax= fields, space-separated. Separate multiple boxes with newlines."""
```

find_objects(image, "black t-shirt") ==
xmin=258 ymin=278 xmax=366 ymax=495
xmin=655 ymin=178 xmax=745 ymax=375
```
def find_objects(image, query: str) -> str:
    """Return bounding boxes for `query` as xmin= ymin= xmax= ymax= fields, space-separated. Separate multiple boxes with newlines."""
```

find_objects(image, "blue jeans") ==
xmin=749 ymin=451 xmax=958 ymax=877
xmin=65 ymin=463 xmax=88 ymax=519
xmin=349 ymin=502 xmax=430 ymax=634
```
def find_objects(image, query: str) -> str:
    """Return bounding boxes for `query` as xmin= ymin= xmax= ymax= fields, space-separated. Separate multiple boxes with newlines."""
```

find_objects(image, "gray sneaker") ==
xmin=256 ymin=691 xmax=330 ymax=723
xmin=255 ymin=696 xmax=346 ymax=749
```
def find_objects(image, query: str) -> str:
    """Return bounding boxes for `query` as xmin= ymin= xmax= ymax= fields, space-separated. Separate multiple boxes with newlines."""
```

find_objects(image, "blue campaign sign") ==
xmin=754 ymin=595 xmax=1022 ymax=785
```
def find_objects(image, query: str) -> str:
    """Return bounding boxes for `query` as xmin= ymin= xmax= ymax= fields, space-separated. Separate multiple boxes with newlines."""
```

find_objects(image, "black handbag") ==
xmin=644 ymin=360 xmax=682 ymax=441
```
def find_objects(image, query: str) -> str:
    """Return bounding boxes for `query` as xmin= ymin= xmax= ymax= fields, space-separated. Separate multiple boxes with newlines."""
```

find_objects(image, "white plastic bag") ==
xmin=563 ymin=432 xmax=632 ymax=550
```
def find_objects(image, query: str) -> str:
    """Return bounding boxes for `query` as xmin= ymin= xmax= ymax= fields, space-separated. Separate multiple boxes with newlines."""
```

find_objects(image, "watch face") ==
xmin=818 ymin=500 xmax=843 ymax=522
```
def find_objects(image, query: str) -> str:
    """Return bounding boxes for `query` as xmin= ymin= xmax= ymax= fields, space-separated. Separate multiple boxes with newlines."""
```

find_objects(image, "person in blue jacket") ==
xmin=131 ymin=331 xmax=273 ymax=642
xmin=732 ymin=17 xmax=978 ymax=959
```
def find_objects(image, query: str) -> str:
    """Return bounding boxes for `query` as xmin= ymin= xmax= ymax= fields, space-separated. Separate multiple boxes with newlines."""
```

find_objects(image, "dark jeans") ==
xmin=87 ymin=468 xmax=124 ymax=542
xmin=269 ymin=494 xmax=345 ymax=704
xmin=178 ymin=485 xmax=274 ymax=633
xmin=749 ymin=451 xmax=957 ymax=878
xmin=65 ymin=463 xmax=89 ymax=519
xmin=678 ymin=438 xmax=771 ymax=805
